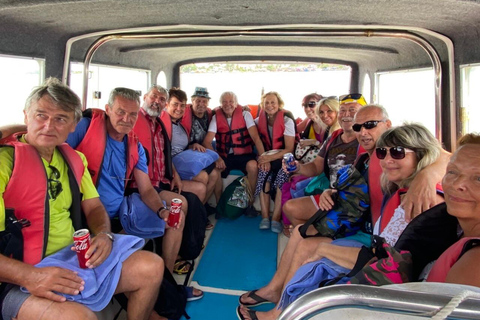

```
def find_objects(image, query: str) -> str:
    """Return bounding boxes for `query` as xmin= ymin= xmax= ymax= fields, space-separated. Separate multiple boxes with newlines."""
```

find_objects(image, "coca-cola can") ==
xmin=167 ymin=198 xmax=182 ymax=228
xmin=73 ymin=229 xmax=90 ymax=268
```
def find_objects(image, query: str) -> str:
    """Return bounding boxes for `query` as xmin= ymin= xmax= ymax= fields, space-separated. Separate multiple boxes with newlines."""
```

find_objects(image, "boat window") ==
xmin=0 ymin=55 xmax=44 ymax=126
xmin=375 ymin=68 xmax=435 ymax=136
xmin=460 ymin=64 xmax=480 ymax=135
xmin=180 ymin=63 xmax=351 ymax=118
xmin=156 ymin=71 xmax=167 ymax=88
xmin=69 ymin=62 xmax=150 ymax=109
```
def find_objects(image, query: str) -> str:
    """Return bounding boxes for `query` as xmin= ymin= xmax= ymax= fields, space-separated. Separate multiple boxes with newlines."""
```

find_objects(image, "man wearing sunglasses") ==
xmin=0 ymin=78 xmax=163 ymax=320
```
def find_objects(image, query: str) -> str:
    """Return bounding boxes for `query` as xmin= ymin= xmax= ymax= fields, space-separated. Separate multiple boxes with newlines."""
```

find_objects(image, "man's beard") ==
xmin=145 ymin=105 xmax=161 ymax=117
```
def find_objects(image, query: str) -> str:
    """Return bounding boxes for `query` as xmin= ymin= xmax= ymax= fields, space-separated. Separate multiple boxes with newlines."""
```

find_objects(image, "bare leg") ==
xmin=159 ymin=190 xmax=188 ymax=214
xmin=204 ymin=168 xmax=220 ymax=203
xmin=161 ymin=210 xmax=185 ymax=272
xmin=214 ymin=171 xmax=223 ymax=204
xmin=246 ymin=160 xmax=258 ymax=193
xmin=260 ymin=182 xmax=271 ymax=220
xmin=17 ymin=297 xmax=98 ymax=320
xmin=271 ymin=187 xmax=282 ymax=222
xmin=283 ymin=196 xmax=317 ymax=227
xmin=114 ymin=251 xmax=164 ymax=320
xmin=181 ymin=180 xmax=206 ymax=203
xmin=192 ymin=170 xmax=208 ymax=186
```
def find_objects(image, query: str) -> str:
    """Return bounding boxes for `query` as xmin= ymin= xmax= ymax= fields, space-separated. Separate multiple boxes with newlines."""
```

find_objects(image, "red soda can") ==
xmin=73 ymin=229 xmax=90 ymax=268
xmin=167 ymin=198 xmax=182 ymax=228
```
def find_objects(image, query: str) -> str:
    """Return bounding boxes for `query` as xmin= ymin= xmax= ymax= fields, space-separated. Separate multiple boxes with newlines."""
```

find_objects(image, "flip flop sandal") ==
xmin=173 ymin=260 xmax=192 ymax=275
xmin=238 ymin=289 xmax=270 ymax=307
xmin=236 ymin=306 xmax=258 ymax=320
xmin=185 ymin=286 xmax=204 ymax=301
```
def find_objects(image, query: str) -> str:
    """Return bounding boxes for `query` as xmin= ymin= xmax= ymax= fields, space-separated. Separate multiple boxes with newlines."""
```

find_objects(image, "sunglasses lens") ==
xmin=352 ymin=124 xmax=362 ymax=132
xmin=376 ymin=148 xmax=387 ymax=159
xmin=307 ymin=102 xmax=316 ymax=107
xmin=363 ymin=121 xmax=377 ymax=129
xmin=390 ymin=147 xmax=406 ymax=159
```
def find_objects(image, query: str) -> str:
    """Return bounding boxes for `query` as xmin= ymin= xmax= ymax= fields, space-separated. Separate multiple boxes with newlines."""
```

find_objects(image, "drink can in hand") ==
xmin=168 ymin=198 xmax=182 ymax=228
xmin=73 ymin=229 xmax=90 ymax=268
xmin=283 ymin=153 xmax=297 ymax=172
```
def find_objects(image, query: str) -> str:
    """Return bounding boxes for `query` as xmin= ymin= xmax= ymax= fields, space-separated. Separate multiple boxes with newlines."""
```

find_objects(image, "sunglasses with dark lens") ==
xmin=376 ymin=146 xmax=415 ymax=160
xmin=48 ymin=165 xmax=63 ymax=200
xmin=304 ymin=101 xmax=317 ymax=108
xmin=352 ymin=120 xmax=385 ymax=132
xmin=339 ymin=93 xmax=364 ymax=101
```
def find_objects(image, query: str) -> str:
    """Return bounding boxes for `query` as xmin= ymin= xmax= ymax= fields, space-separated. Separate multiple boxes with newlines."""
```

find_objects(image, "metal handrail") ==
xmin=278 ymin=284 xmax=480 ymax=320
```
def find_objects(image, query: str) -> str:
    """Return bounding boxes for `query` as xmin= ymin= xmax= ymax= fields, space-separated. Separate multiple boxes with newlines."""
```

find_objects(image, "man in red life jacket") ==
xmin=0 ymin=78 xmax=163 ymax=320
xmin=66 ymin=88 xmax=186 ymax=274
xmin=202 ymin=91 xmax=266 ymax=193
xmin=133 ymin=85 xmax=207 ymax=202
xmin=160 ymin=88 xmax=222 ymax=212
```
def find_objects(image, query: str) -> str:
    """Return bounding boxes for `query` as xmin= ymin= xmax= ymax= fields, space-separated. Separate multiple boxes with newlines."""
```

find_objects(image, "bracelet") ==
xmin=157 ymin=200 xmax=168 ymax=216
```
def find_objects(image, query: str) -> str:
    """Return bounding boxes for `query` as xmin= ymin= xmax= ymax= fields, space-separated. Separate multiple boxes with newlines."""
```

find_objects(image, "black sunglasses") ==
xmin=340 ymin=93 xmax=364 ymax=101
xmin=352 ymin=120 xmax=385 ymax=132
xmin=48 ymin=165 xmax=63 ymax=200
xmin=376 ymin=146 xmax=415 ymax=160
xmin=304 ymin=101 xmax=317 ymax=108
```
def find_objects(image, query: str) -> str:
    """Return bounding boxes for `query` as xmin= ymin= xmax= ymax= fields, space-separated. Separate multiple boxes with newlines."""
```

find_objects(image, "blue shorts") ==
xmin=0 ymin=284 xmax=30 ymax=320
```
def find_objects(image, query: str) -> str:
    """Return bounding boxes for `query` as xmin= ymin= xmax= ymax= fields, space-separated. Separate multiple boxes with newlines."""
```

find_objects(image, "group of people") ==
xmin=1 ymin=78 xmax=480 ymax=320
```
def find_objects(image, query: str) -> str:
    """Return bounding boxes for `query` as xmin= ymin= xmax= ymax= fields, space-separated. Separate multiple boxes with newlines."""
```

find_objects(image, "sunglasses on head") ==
xmin=48 ymin=165 xmax=63 ymax=200
xmin=352 ymin=120 xmax=385 ymax=132
xmin=376 ymin=146 xmax=415 ymax=160
xmin=340 ymin=93 xmax=364 ymax=101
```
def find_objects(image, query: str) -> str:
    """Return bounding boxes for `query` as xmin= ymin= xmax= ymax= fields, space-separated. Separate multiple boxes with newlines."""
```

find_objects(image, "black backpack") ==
xmin=114 ymin=265 xmax=189 ymax=320
xmin=179 ymin=191 xmax=207 ymax=260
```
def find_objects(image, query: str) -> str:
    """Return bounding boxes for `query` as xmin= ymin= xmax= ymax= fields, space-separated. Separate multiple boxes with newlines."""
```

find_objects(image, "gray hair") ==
xmin=376 ymin=123 xmax=441 ymax=194
xmin=355 ymin=104 xmax=390 ymax=121
xmin=219 ymin=91 xmax=238 ymax=106
xmin=24 ymin=77 xmax=82 ymax=122
xmin=147 ymin=85 xmax=169 ymax=99
xmin=108 ymin=87 xmax=141 ymax=107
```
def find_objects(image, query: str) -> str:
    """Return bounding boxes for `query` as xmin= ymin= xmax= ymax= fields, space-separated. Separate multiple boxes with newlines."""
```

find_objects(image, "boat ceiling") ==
xmin=1 ymin=0 xmax=480 ymax=74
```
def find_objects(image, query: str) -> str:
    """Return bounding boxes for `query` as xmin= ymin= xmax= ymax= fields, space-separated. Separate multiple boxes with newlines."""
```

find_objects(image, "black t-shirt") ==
xmin=319 ymin=134 xmax=359 ymax=186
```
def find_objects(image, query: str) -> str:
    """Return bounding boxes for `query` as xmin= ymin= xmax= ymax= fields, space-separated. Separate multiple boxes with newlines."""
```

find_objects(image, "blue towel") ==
xmin=120 ymin=193 xmax=165 ymax=238
xmin=173 ymin=149 xmax=219 ymax=180
xmin=22 ymin=234 xmax=144 ymax=311
xmin=278 ymin=239 xmax=364 ymax=309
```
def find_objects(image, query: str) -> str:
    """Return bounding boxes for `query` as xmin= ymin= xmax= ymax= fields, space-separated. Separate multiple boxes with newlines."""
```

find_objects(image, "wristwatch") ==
xmin=98 ymin=231 xmax=115 ymax=242
xmin=315 ymin=140 xmax=320 ymax=146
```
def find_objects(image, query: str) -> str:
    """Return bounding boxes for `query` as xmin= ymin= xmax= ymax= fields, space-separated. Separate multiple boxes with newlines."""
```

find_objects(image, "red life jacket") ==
xmin=160 ymin=110 xmax=191 ymax=141
xmin=181 ymin=104 xmax=213 ymax=134
xmin=257 ymin=109 xmax=287 ymax=151
xmin=215 ymin=106 xmax=253 ymax=158
xmin=132 ymin=111 xmax=173 ymax=183
xmin=368 ymin=152 xmax=383 ymax=224
xmin=75 ymin=109 xmax=139 ymax=188
xmin=378 ymin=183 xmax=444 ymax=233
xmin=1 ymin=133 xmax=84 ymax=265
xmin=427 ymin=237 xmax=480 ymax=282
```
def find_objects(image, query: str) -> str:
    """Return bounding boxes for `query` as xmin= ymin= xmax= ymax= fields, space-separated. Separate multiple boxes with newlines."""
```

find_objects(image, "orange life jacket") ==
xmin=1 ymin=133 xmax=84 ymax=265
xmin=215 ymin=106 xmax=253 ymax=158
xmin=75 ymin=109 xmax=139 ymax=188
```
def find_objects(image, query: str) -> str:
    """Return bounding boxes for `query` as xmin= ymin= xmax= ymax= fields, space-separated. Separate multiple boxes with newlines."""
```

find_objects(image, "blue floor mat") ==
xmin=183 ymin=292 xmax=274 ymax=320
xmin=193 ymin=215 xmax=278 ymax=291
